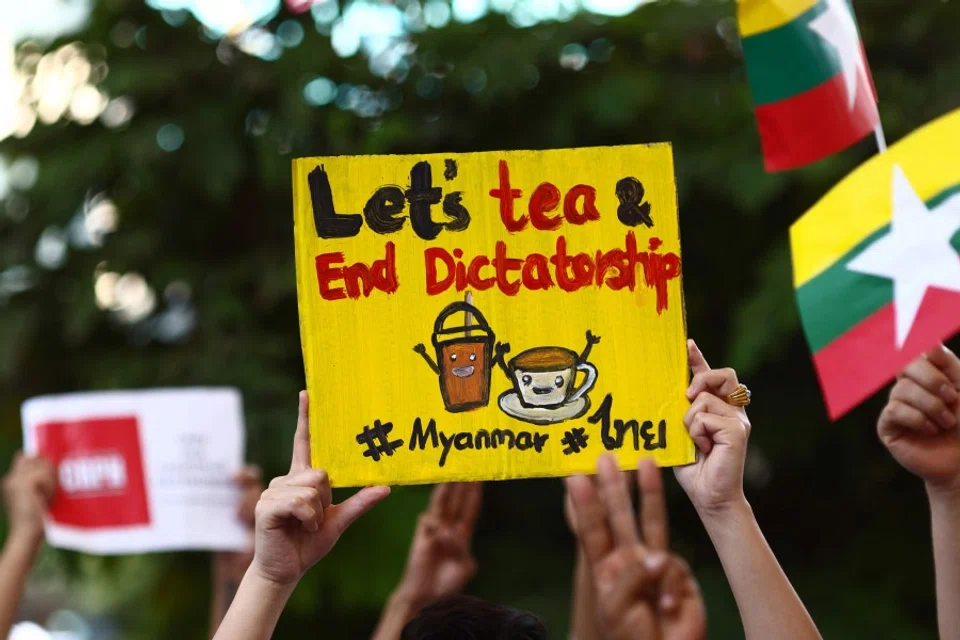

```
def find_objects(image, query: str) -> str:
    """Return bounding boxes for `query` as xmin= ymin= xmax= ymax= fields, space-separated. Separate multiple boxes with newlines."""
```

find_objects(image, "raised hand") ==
xmin=2 ymin=452 xmax=55 ymax=544
xmin=398 ymin=483 xmax=482 ymax=605
xmin=674 ymin=339 xmax=750 ymax=515
xmin=878 ymin=345 xmax=960 ymax=493
xmin=373 ymin=483 xmax=483 ymax=640
xmin=566 ymin=455 xmax=706 ymax=640
xmin=251 ymin=392 xmax=390 ymax=587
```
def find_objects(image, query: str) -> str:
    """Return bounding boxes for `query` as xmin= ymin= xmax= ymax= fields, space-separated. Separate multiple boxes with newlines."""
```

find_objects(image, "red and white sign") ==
xmin=22 ymin=389 xmax=248 ymax=554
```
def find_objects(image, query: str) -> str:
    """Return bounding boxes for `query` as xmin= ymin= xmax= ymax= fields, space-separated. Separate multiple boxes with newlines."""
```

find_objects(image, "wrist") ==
xmin=388 ymin=584 xmax=430 ymax=613
xmin=245 ymin=565 xmax=298 ymax=603
xmin=925 ymin=478 xmax=960 ymax=506
xmin=696 ymin=494 xmax=752 ymax=529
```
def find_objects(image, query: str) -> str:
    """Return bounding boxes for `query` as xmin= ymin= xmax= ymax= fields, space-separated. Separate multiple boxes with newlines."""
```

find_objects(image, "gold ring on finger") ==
xmin=725 ymin=383 xmax=751 ymax=407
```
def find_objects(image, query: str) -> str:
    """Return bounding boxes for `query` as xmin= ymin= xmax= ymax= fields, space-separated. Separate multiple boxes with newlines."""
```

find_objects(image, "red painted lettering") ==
xmin=489 ymin=160 xmax=525 ymax=232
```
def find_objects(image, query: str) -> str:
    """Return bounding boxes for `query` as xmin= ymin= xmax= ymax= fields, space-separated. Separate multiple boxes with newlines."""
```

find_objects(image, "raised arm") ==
xmin=0 ymin=453 xmax=55 ymax=639
xmin=877 ymin=345 xmax=960 ymax=640
xmin=212 ymin=392 xmax=390 ymax=640
xmin=413 ymin=344 xmax=440 ymax=375
xmin=674 ymin=340 xmax=821 ymax=640
xmin=372 ymin=482 xmax=482 ymax=640
xmin=578 ymin=331 xmax=601 ymax=364
xmin=209 ymin=465 xmax=263 ymax=639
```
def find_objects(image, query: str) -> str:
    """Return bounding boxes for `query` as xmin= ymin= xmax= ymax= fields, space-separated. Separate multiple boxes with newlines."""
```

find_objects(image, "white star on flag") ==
xmin=808 ymin=0 xmax=869 ymax=109
xmin=847 ymin=165 xmax=960 ymax=348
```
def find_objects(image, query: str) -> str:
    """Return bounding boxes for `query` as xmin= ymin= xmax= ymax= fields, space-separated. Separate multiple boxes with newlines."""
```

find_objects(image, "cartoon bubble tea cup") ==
xmin=413 ymin=301 xmax=498 ymax=413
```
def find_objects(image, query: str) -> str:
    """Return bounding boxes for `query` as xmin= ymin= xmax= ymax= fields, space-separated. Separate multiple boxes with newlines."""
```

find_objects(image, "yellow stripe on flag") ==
xmin=737 ymin=0 xmax=819 ymax=38
xmin=791 ymin=108 xmax=960 ymax=288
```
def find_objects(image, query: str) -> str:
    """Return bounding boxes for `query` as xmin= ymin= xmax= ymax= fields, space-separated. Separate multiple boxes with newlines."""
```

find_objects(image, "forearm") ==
xmin=927 ymin=485 xmax=960 ymax=640
xmin=371 ymin=591 xmax=422 ymax=640
xmin=699 ymin=499 xmax=821 ymax=640
xmin=211 ymin=568 xmax=295 ymax=640
xmin=0 ymin=533 xmax=42 ymax=638
xmin=570 ymin=549 xmax=602 ymax=640
xmin=209 ymin=562 xmax=246 ymax=639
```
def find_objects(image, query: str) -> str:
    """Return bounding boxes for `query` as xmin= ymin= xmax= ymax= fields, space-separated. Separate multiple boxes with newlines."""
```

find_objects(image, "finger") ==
xmin=290 ymin=390 xmax=312 ymax=473
xmin=879 ymin=400 xmax=938 ymax=438
xmin=597 ymin=455 xmax=639 ymax=548
xmin=683 ymin=391 xmax=741 ymax=427
xmin=927 ymin=344 xmax=960 ymax=387
xmin=326 ymin=486 xmax=391 ymax=534
xmin=687 ymin=339 xmax=710 ymax=376
xmin=890 ymin=378 xmax=956 ymax=429
xmin=458 ymin=483 xmax=483 ymax=540
xmin=659 ymin=556 xmax=698 ymax=614
xmin=445 ymin=483 xmax=468 ymax=521
xmin=258 ymin=491 xmax=320 ymax=533
xmin=686 ymin=368 xmax=740 ymax=401
xmin=565 ymin=475 xmax=612 ymax=567
xmin=688 ymin=413 xmax=747 ymax=453
xmin=428 ymin=483 xmax=453 ymax=517
xmin=637 ymin=459 xmax=668 ymax=552
xmin=903 ymin=357 xmax=956 ymax=406
xmin=607 ymin=553 xmax=666 ymax=619
xmin=279 ymin=469 xmax=333 ymax=508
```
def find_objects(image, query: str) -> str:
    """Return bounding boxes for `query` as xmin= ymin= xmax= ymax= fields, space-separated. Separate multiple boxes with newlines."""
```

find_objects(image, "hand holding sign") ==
xmin=251 ymin=392 xmax=390 ymax=587
xmin=674 ymin=340 xmax=751 ymax=516
xmin=1 ymin=453 xmax=55 ymax=545
xmin=878 ymin=345 xmax=960 ymax=494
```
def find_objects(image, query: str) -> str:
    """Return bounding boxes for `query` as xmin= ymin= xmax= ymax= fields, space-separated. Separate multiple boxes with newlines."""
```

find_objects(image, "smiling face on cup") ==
xmin=441 ymin=343 xmax=481 ymax=379
xmin=510 ymin=347 xmax=580 ymax=407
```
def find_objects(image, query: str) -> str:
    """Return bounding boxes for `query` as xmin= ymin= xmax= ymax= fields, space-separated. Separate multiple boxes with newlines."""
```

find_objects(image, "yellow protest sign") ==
xmin=292 ymin=145 xmax=694 ymax=487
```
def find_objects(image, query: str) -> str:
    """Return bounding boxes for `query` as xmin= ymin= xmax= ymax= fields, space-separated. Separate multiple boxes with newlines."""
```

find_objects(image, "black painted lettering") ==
xmin=475 ymin=429 xmax=491 ymax=448
xmin=454 ymin=432 xmax=473 ymax=450
xmin=406 ymin=161 xmax=444 ymax=240
xmin=615 ymin=177 xmax=653 ymax=228
xmin=308 ymin=165 xmax=363 ymax=239
xmin=438 ymin=430 xmax=455 ymax=467
xmin=516 ymin=431 xmax=533 ymax=450
xmin=442 ymin=192 xmax=470 ymax=232
xmin=364 ymin=186 xmax=406 ymax=234
xmin=409 ymin=418 xmax=439 ymax=450
xmin=533 ymin=433 xmax=549 ymax=452
xmin=491 ymin=429 xmax=515 ymax=448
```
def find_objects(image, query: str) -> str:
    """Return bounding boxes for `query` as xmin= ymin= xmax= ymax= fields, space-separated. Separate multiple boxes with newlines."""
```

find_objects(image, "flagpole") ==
xmin=873 ymin=123 xmax=888 ymax=153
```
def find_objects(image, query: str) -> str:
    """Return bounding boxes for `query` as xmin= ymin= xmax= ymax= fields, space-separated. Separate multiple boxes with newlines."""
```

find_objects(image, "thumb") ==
xmin=326 ymin=485 xmax=391 ymax=535
xmin=688 ymin=339 xmax=710 ymax=376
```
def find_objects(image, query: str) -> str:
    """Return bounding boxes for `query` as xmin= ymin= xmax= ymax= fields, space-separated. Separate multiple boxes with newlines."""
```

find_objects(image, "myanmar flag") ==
xmin=791 ymin=108 xmax=960 ymax=419
xmin=738 ymin=0 xmax=880 ymax=172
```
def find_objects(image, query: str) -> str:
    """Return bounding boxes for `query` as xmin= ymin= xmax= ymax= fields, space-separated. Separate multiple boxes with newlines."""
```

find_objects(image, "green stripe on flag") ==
xmin=798 ymin=186 xmax=960 ymax=353
xmin=742 ymin=0 xmax=859 ymax=106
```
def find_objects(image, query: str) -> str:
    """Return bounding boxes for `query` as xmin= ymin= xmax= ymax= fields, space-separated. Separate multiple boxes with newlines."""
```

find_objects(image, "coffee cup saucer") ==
xmin=498 ymin=391 xmax=591 ymax=425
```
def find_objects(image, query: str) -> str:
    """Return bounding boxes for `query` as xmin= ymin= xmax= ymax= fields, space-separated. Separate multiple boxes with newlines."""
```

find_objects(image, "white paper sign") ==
xmin=21 ymin=388 xmax=249 ymax=554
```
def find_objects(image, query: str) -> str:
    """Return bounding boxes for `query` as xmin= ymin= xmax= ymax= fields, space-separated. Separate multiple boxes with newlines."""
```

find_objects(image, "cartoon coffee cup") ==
xmin=495 ymin=331 xmax=601 ymax=411
xmin=510 ymin=347 xmax=596 ymax=408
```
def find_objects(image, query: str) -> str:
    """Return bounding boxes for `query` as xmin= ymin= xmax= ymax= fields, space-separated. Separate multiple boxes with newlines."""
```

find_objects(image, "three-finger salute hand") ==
xmin=251 ymin=391 xmax=390 ymax=587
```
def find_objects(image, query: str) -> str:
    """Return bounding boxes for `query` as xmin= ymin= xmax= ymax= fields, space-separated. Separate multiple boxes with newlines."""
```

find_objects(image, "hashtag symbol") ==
xmin=561 ymin=427 xmax=589 ymax=455
xmin=356 ymin=420 xmax=404 ymax=462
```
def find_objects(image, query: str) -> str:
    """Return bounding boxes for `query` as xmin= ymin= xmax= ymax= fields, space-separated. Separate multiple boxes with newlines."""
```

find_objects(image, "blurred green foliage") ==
xmin=2 ymin=0 xmax=960 ymax=637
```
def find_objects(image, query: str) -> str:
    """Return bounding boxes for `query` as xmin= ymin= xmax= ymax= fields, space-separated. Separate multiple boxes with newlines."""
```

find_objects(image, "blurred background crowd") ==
xmin=1 ymin=0 xmax=959 ymax=637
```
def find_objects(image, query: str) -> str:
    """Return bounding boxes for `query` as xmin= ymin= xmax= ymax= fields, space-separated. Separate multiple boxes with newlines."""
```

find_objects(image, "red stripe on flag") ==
xmin=813 ymin=287 xmax=960 ymax=420
xmin=755 ymin=70 xmax=879 ymax=172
